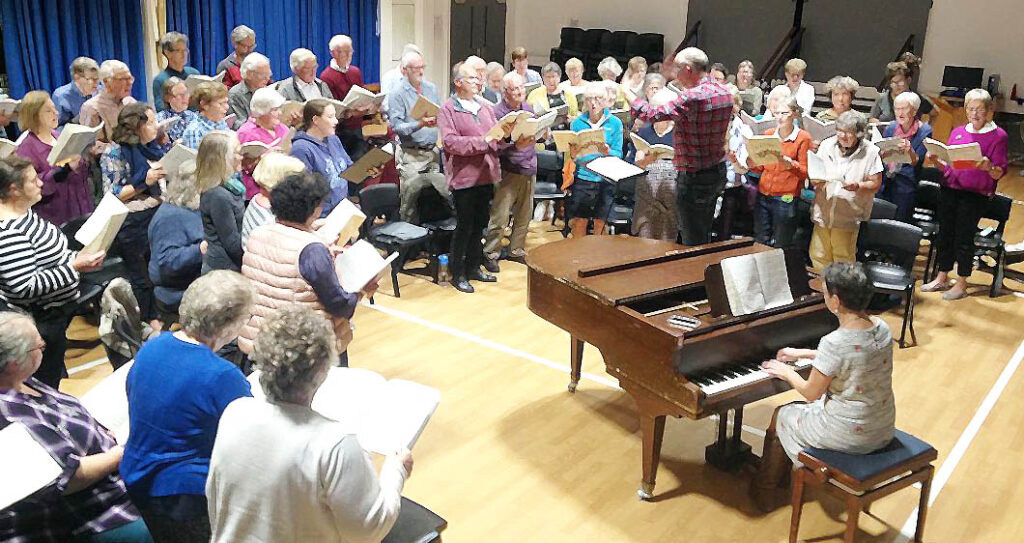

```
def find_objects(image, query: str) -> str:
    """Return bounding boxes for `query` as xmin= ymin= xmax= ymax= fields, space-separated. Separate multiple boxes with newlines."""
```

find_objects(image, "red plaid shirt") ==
xmin=631 ymin=76 xmax=733 ymax=173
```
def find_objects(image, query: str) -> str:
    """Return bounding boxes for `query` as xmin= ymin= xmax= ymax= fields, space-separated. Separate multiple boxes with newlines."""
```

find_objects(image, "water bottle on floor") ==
xmin=438 ymin=254 xmax=450 ymax=287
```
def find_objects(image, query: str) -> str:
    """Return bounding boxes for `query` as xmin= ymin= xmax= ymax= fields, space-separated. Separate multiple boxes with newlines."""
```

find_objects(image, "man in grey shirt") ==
xmin=227 ymin=53 xmax=272 ymax=129
xmin=387 ymin=50 xmax=443 ymax=185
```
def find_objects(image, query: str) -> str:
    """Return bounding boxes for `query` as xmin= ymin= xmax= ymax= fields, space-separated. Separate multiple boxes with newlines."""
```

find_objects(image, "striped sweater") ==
xmin=0 ymin=210 xmax=80 ymax=310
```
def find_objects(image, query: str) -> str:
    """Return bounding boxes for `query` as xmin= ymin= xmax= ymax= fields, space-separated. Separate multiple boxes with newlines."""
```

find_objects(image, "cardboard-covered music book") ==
xmin=0 ymin=138 xmax=17 ymax=159
xmin=340 ymin=142 xmax=395 ymax=183
xmin=740 ymin=110 xmax=777 ymax=134
xmin=158 ymin=143 xmax=197 ymax=177
xmin=0 ymin=97 xmax=20 ymax=116
xmin=75 ymin=192 xmax=129 ymax=254
xmin=873 ymin=137 xmax=914 ymax=166
xmin=0 ymin=423 xmax=64 ymax=510
xmin=410 ymin=94 xmax=440 ymax=120
xmin=239 ymin=128 xmax=297 ymax=158
xmin=334 ymin=239 xmax=399 ymax=293
xmin=924 ymin=137 xmax=982 ymax=169
xmin=551 ymin=127 xmax=605 ymax=154
xmin=486 ymin=110 xmax=532 ymax=140
xmin=247 ymin=366 xmax=440 ymax=455
xmin=511 ymin=109 xmax=558 ymax=140
xmin=583 ymin=155 xmax=647 ymax=183
xmin=340 ymin=85 xmax=386 ymax=110
xmin=742 ymin=134 xmax=784 ymax=166
xmin=704 ymin=248 xmax=814 ymax=318
xmin=183 ymin=72 xmax=225 ymax=94
xmin=79 ymin=361 xmax=133 ymax=444
xmin=630 ymin=132 xmax=674 ymax=161
xmin=319 ymin=198 xmax=365 ymax=246
xmin=279 ymin=100 xmax=304 ymax=120
xmin=801 ymin=114 xmax=836 ymax=141
xmin=46 ymin=122 xmax=103 ymax=166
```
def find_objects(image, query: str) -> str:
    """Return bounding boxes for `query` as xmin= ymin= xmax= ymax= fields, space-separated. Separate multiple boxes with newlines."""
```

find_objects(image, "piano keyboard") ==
xmin=690 ymin=359 xmax=814 ymax=397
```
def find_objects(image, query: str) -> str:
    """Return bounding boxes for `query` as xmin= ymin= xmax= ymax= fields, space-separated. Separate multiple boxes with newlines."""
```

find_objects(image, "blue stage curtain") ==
xmin=1 ymin=0 xmax=147 ymax=99
xmin=166 ymin=0 xmax=380 ymax=84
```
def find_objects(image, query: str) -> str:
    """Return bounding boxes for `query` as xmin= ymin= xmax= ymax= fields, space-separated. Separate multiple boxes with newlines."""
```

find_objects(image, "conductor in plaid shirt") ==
xmin=628 ymin=47 xmax=733 ymax=246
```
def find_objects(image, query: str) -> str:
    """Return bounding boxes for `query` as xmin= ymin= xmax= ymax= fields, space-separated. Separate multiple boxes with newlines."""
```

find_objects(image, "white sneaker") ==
xmin=542 ymin=201 xmax=555 ymax=221
xmin=533 ymin=203 xmax=546 ymax=221
xmin=1007 ymin=241 xmax=1024 ymax=253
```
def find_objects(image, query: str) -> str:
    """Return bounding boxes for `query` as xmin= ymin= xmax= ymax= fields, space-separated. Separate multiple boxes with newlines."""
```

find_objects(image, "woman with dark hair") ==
xmin=15 ymin=90 xmax=96 ymax=225
xmin=239 ymin=172 xmax=375 ymax=364
xmin=0 ymin=156 xmax=105 ymax=387
xmin=100 ymin=102 xmax=166 ymax=328
xmin=289 ymin=99 xmax=353 ymax=215
xmin=752 ymin=262 xmax=895 ymax=511
xmin=870 ymin=53 xmax=933 ymax=123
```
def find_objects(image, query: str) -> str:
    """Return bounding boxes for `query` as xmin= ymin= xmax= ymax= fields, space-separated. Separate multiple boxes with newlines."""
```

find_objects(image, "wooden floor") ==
xmin=63 ymin=172 xmax=1024 ymax=543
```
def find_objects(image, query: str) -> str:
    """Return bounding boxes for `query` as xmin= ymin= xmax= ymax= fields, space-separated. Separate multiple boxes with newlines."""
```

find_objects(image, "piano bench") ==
xmin=789 ymin=430 xmax=937 ymax=543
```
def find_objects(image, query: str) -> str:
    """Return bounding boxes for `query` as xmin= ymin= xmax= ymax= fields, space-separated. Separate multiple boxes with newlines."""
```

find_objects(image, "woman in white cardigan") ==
xmin=207 ymin=305 xmax=414 ymax=543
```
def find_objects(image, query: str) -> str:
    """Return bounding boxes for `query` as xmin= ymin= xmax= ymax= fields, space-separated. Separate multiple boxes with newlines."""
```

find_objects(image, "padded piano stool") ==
xmin=789 ymin=430 xmax=936 ymax=543
xmin=382 ymin=497 xmax=447 ymax=543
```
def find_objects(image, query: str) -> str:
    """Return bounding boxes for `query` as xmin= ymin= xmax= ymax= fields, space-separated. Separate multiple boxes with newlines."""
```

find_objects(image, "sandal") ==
xmin=920 ymin=281 xmax=952 ymax=293
xmin=942 ymin=289 xmax=968 ymax=301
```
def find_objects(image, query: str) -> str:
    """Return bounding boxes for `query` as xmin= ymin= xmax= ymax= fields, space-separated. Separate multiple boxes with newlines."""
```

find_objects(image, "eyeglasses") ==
xmin=113 ymin=75 xmax=135 ymax=82
xmin=30 ymin=342 xmax=46 ymax=353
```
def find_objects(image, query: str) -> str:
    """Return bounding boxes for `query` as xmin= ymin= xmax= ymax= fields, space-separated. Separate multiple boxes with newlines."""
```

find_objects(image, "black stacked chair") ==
xmin=359 ymin=184 xmax=432 ymax=298
xmin=870 ymin=198 xmax=898 ymax=220
xmin=534 ymin=149 xmax=567 ymax=234
xmin=550 ymin=27 xmax=584 ymax=65
xmin=912 ymin=180 xmax=941 ymax=281
xmin=588 ymin=30 xmax=635 ymax=69
xmin=606 ymin=175 xmax=638 ymax=235
xmin=414 ymin=184 xmax=457 ymax=283
xmin=626 ymin=33 xmax=665 ymax=65
xmin=857 ymin=219 xmax=924 ymax=348
xmin=974 ymin=193 xmax=1013 ymax=297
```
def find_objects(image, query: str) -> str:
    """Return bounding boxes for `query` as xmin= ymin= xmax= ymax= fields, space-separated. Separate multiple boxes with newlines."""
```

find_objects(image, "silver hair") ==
xmin=240 ymin=52 xmax=270 ymax=79
xmin=328 ymin=34 xmax=353 ymax=51
xmin=289 ymin=48 xmax=316 ymax=72
xmin=0 ymin=312 xmax=35 ymax=375
xmin=253 ymin=305 xmax=337 ymax=404
xmin=230 ymin=25 xmax=255 ymax=45
xmin=98 ymin=59 xmax=130 ymax=82
xmin=766 ymin=85 xmax=792 ymax=110
xmin=541 ymin=62 xmax=561 ymax=78
xmin=400 ymin=43 xmax=422 ymax=57
xmin=485 ymin=62 xmax=505 ymax=77
xmin=249 ymin=86 xmax=285 ymax=117
xmin=675 ymin=47 xmax=709 ymax=72
xmin=964 ymin=88 xmax=992 ymax=109
xmin=160 ymin=76 xmax=185 ymax=107
xmin=835 ymin=110 xmax=868 ymax=141
xmin=597 ymin=57 xmax=622 ymax=79
xmin=583 ymin=81 xmax=607 ymax=101
xmin=893 ymin=91 xmax=921 ymax=111
xmin=825 ymin=75 xmax=859 ymax=96
xmin=502 ymin=71 xmax=524 ymax=90
xmin=163 ymin=161 xmax=201 ymax=209
xmin=159 ymin=31 xmax=188 ymax=53
xmin=178 ymin=271 xmax=254 ymax=344
xmin=69 ymin=56 xmax=99 ymax=78
xmin=464 ymin=55 xmax=486 ymax=70
xmin=640 ymin=73 xmax=666 ymax=99
xmin=400 ymin=50 xmax=423 ymax=69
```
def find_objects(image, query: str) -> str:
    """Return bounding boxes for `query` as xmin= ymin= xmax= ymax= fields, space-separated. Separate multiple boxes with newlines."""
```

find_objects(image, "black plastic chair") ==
xmin=550 ymin=27 xmax=584 ymax=65
xmin=359 ymin=184 xmax=432 ymax=298
xmin=606 ymin=174 xmax=638 ymax=235
xmin=626 ymin=33 xmax=665 ymax=65
xmin=870 ymin=198 xmax=897 ymax=220
xmin=911 ymin=181 xmax=941 ymax=281
xmin=534 ymin=149 xmax=567 ymax=233
xmin=590 ymin=30 xmax=635 ymax=67
xmin=974 ymin=193 xmax=1013 ymax=297
xmin=857 ymin=219 xmax=923 ymax=348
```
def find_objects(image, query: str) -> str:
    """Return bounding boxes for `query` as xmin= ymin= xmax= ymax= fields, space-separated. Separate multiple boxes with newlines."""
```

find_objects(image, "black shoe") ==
xmin=468 ymin=269 xmax=497 ymax=282
xmin=483 ymin=259 xmax=500 ymax=273
xmin=453 ymin=278 xmax=475 ymax=293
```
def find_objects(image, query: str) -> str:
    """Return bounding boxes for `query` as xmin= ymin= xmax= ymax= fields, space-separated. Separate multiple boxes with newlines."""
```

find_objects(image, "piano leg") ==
xmin=705 ymin=408 xmax=754 ymax=471
xmin=568 ymin=337 xmax=584 ymax=393
xmin=637 ymin=413 xmax=666 ymax=500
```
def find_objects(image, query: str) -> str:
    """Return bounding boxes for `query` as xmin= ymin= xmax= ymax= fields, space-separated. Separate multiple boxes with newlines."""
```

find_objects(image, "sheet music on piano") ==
xmin=719 ymin=249 xmax=794 ymax=316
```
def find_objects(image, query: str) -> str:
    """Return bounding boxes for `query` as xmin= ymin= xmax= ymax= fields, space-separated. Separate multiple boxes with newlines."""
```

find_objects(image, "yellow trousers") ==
xmin=810 ymin=225 xmax=859 ymax=272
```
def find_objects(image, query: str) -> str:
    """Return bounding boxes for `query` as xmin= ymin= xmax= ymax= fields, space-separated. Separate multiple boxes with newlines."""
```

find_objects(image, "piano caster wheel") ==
xmin=567 ymin=381 xmax=578 ymax=393
xmin=637 ymin=482 xmax=655 ymax=501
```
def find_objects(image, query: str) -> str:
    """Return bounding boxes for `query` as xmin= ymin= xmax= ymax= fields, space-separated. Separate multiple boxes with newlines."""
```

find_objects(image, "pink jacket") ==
xmin=238 ymin=223 xmax=352 ymax=354
xmin=438 ymin=97 xmax=505 ymax=190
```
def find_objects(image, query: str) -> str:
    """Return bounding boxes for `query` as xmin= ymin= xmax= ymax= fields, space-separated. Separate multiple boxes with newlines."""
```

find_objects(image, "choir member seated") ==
xmin=0 ymin=312 xmax=152 ymax=542
xmin=182 ymin=82 xmax=231 ymax=149
xmin=226 ymin=52 xmax=272 ymax=129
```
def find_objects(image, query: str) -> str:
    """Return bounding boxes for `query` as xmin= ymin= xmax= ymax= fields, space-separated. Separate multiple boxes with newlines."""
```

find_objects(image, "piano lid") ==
xmin=526 ymin=236 xmax=769 ymax=306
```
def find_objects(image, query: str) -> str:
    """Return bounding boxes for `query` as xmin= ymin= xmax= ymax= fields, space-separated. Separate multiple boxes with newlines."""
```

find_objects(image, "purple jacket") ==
xmin=438 ymin=96 xmax=505 ymax=190
xmin=493 ymin=100 xmax=538 ymax=176
xmin=942 ymin=124 xmax=1008 ymax=196
xmin=16 ymin=131 xmax=94 ymax=226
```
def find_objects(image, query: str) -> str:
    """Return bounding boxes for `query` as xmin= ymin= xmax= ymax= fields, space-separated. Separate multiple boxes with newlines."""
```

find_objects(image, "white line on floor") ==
xmin=892 ymin=336 xmax=1024 ymax=542
xmin=68 ymin=357 xmax=110 ymax=375
xmin=362 ymin=301 xmax=767 ymax=438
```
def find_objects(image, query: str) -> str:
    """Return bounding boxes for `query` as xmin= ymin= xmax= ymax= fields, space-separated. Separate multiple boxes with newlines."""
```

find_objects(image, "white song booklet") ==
xmin=719 ymin=249 xmax=793 ymax=316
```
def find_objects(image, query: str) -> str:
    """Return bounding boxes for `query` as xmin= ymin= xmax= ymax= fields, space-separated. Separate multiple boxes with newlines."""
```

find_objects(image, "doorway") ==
xmin=449 ymin=0 xmax=506 ymax=69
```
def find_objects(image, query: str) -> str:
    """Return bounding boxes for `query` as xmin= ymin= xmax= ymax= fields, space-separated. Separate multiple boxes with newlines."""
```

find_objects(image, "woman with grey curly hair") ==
xmin=147 ymin=163 xmax=206 ymax=321
xmin=816 ymin=76 xmax=859 ymax=122
xmin=207 ymin=305 xmax=413 ymax=543
xmin=120 ymin=271 xmax=254 ymax=542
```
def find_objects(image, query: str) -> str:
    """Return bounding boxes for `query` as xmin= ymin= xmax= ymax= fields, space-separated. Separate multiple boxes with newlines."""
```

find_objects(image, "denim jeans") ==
xmin=879 ymin=173 xmax=917 ymax=223
xmin=675 ymin=163 xmax=727 ymax=246
xmin=754 ymin=193 xmax=798 ymax=248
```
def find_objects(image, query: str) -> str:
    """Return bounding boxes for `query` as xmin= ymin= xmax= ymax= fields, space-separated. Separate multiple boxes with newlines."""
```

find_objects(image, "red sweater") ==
xmin=320 ymin=64 xmax=364 ymax=129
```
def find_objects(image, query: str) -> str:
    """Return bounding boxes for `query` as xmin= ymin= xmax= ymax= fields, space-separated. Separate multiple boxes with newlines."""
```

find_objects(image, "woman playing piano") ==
xmin=751 ymin=262 xmax=895 ymax=511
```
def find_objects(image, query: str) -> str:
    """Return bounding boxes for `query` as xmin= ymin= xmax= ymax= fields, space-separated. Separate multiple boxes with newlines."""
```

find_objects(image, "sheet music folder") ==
xmin=704 ymin=248 xmax=812 ymax=318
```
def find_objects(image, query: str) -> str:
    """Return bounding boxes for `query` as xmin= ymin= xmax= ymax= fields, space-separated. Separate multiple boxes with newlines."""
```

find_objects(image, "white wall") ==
xmin=918 ymin=0 xmax=1024 ymax=113
xmin=505 ymin=0 xmax=689 ymax=68
xmin=379 ymin=0 xmax=451 ymax=96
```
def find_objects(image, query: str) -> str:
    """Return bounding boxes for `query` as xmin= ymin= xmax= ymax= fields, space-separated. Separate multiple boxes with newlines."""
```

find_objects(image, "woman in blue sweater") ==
xmin=566 ymin=81 xmax=623 ymax=238
xmin=878 ymin=92 xmax=931 ymax=222
xmin=148 ymin=166 xmax=205 ymax=322
xmin=290 ymin=99 xmax=353 ymax=215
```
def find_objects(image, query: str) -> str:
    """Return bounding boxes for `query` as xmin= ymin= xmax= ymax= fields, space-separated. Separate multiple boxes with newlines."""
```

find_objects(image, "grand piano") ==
xmin=526 ymin=236 xmax=838 ymax=499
